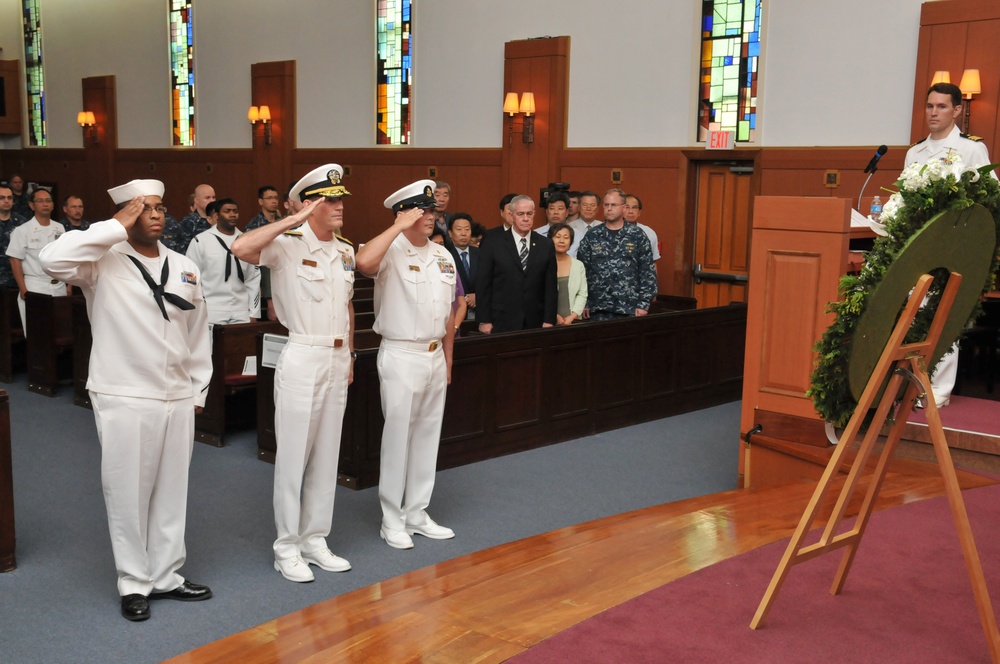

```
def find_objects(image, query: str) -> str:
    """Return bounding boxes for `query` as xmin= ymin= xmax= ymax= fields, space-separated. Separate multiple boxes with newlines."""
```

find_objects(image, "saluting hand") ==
xmin=113 ymin=196 xmax=146 ymax=231
xmin=393 ymin=207 xmax=424 ymax=230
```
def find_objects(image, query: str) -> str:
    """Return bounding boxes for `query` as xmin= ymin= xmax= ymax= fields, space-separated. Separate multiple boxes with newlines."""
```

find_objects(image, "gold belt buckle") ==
xmin=428 ymin=341 xmax=439 ymax=351
xmin=333 ymin=338 xmax=344 ymax=348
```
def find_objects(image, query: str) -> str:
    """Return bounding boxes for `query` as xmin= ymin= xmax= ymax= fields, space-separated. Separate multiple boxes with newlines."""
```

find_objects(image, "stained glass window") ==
xmin=698 ymin=0 xmax=762 ymax=143
xmin=168 ymin=0 xmax=195 ymax=146
xmin=376 ymin=0 xmax=412 ymax=145
xmin=22 ymin=0 xmax=46 ymax=146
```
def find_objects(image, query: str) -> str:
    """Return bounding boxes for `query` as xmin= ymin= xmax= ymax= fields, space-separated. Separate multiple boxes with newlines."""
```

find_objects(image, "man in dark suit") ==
xmin=475 ymin=195 xmax=557 ymax=333
xmin=447 ymin=212 xmax=478 ymax=315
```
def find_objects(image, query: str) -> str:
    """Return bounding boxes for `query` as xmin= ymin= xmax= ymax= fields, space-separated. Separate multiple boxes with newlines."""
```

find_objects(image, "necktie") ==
xmin=213 ymin=235 xmax=245 ymax=282
xmin=126 ymin=255 xmax=195 ymax=321
xmin=461 ymin=250 xmax=470 ymax=275
xmin=519 ymin=237 xmax=528 ymax=271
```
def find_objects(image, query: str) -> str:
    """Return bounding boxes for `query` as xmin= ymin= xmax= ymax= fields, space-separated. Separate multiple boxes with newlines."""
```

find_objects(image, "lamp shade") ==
xmin=960 ymin=69 xmax=981 ymax=96
xmin=85 ymin=112 xmax=96 ymax=125
xmin=503 ymin=92 xmax=519 ymax=116
xmin=519 ymin=92 xmax=535 ymax=116
xmin=77 ymin=111 xmax=88 ymax=126
xmin=248 ymin=105 xmax=259 ymax=122
xmin=931 ymin=70 xmax=951 ymax=85
xmin=259 ymin=105 xmax=271 ymax=121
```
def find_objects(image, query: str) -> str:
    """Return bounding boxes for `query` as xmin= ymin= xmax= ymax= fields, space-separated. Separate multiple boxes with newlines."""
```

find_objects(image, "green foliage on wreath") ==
xmin=808 ymin=162 xmax=1000 ymax=428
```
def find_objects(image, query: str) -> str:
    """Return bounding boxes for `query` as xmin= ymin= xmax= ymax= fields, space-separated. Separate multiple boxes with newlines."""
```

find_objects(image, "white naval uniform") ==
xmin=5 ymin=216 xmax=67 ymax=334
xmin=905 ymin=125 xmax=997 ymax=406
xmin=39 ymin=220 xmax=212 ymax=597
xmin=372 ymin=234 xmax=456 ymax=531
xmin=186 ymin=226 xmax=261 ymax=324
xmin=259 ymin=223 xmax=354 ymax=560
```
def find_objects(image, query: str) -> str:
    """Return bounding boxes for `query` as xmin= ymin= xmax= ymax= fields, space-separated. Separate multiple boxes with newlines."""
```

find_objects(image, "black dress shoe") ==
xmin=150 ymin=580 xmax=213 ymax=602
xmin=121 ymin=594 xmax=150 ymax=621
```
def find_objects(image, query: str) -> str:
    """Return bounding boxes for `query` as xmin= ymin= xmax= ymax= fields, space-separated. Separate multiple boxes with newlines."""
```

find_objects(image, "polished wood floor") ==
xmin=167 ymin=457 xmax=997 ymax=664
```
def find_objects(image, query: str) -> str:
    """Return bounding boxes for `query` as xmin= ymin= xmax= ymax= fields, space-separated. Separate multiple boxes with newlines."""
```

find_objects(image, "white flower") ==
xmin=881 ymin=192 xmax=903 ymax=222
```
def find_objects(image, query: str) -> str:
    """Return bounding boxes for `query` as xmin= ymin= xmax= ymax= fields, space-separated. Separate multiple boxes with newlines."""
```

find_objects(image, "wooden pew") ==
xmin=26 ymin=292 xmax=76 ymax=397
xmin=195 ymin=320 xmax=287 ymax=447
xmin=256 ymin=303 xmax=748 ymax=489
xmin=0 ymin=389 xmax=13 ymax=572
xmin=71 ymin=296 xmax=93 ymax=408
xmin=0 ymin=289 xmax=25 ymax=383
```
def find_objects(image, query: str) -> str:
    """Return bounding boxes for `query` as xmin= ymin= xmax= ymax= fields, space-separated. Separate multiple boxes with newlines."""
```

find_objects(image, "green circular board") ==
xmin=848 ymin=204 xmax=997 ymax=401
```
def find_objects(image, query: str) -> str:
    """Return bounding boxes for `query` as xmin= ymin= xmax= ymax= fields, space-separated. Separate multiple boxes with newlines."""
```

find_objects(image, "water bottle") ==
xmin=870 ymin=195 xmax=882 ymax=224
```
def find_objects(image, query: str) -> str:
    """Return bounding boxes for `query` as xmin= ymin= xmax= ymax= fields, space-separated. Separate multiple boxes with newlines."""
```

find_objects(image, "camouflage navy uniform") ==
xmin=0 ymin=212 xmax=27 ymax=288
xmin=162 ymin=212 xmax=209 ymax=254
xmin=245 ymin=211 xmax=282 ymax=231
xmin=61 ymin=218 xmax=92 ymax=232
xmin=576 ymin=222 xmax=657 ymax=321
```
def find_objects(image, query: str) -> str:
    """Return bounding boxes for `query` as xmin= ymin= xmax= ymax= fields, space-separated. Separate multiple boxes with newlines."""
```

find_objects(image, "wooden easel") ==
xmin=750 ymin=272 xmax=1000 ymax=663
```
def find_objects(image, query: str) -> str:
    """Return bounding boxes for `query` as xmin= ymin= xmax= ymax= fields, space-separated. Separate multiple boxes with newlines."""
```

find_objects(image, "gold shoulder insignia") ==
xmin=961 ymin=133 xmax=984 ymax=142
xmin=283 ymin=229 xmax=303 ymax=236
xmin=335 ymin=233 xmax=353 ymax=246
xmin=909 ymin=137 xmax=927 ymax=148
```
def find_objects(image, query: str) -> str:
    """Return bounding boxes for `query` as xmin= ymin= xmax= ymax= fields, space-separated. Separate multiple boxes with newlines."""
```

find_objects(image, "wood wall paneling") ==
xmin=250 ymin=60 xmax=295 ymax=212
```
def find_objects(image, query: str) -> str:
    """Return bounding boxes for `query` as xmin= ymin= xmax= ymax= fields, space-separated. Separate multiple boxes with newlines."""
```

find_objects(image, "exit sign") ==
xmin=707 ymin=130 xmax=735 ymax=150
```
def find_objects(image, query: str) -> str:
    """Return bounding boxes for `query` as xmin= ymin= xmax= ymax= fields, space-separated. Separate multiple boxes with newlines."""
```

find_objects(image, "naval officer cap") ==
xmin=107 ymin=179 xmax=165 ymax=204
xmin=289 ymin=164 xmax=351 ymax=202
xmin=384 ymin=179 xmax=437 ymax=213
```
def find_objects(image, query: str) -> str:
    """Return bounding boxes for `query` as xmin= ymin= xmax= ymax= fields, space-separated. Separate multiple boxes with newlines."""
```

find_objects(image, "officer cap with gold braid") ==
xmin=289 ymin=163 xmax=351 ymax=202
xmin=384 ymin=179 xmax=436 ymax=214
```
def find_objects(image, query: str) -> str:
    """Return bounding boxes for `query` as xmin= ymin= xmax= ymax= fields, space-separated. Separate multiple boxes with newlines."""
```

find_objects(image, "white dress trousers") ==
xmin=90 ymin=392 xmax=195 ymax=597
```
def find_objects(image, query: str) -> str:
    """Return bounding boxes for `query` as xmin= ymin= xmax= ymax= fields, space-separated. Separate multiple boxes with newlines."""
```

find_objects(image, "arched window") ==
xmin=168 ymin=0 xmax=195 ymax=146
xmin=698 ymin=0 xmax=762 ymax=143
xmin=376 ymin=0 xmax=412 ymax=145
xmin=22 ymin=0 xmax=46 ymax=146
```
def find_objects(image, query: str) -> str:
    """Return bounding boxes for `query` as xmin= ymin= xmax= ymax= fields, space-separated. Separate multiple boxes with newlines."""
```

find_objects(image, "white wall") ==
xmin=2 ymin=0 xmax=928 ymax=150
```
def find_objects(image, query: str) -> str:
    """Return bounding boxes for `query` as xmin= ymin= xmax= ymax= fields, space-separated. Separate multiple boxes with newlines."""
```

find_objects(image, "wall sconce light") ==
xmin=77 ymin=111 xmax=97 ymax=144
xmin=930 ymin=70 xmax=951 ymax=85
xmin=248 ymin=105 xmax=272 ymax=145
xmin=959 ymin=68 xmax=981 ymax=134
xmin=502 ymin=92 xmax=536 ymax=146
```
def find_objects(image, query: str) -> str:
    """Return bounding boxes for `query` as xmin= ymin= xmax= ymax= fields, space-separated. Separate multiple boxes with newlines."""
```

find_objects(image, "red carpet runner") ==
xmin=512 ymin=484 xmax=1000 ymax=663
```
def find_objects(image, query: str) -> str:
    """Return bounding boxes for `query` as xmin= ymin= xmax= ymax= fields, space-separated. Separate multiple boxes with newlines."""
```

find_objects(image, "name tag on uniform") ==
xmin=302 ymin=259 xmax=317 ymax=267
xmin=625 ymin=242 xmax=636 ymax=252
xmin=409 ymin=265 xmax=421 ymax=272
xmin=181 ymin=271 xmax=198 ymax=285
xmin=341 ymin=252 xmax=355 ymax=271
xmin=436 ymin=258 xmax=455 ymax=274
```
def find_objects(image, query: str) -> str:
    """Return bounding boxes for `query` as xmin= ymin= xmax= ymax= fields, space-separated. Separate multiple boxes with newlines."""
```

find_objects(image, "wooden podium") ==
xmin=739 ymin=197 xmax=872 ymax=488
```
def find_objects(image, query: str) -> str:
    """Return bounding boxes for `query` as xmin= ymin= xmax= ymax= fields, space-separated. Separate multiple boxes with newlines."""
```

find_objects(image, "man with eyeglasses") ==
xmin=0 ymin=184 xmax=26 ymax=290
xmin=576 ymin=188 xmax=657 ymax=321
xmin=245 ymin=185 xmax=283 ymax=320
xmin=40 ymin=179 xmax=213 ymax=622
xmin=233 ymin=164 xmax=356 ymax=583
xmin=5 ymin=187 xmax=69 ymax=334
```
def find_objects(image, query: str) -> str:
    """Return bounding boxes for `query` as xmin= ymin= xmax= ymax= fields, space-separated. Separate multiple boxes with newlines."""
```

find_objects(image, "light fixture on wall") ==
xmin=930 ymin=70 xmax=951 ymax=85
xmin=77 ymin=111 xmax=97 ymax=145
xmin=502 ymin=92 xmax=536 ymax=146
xmin=959 ymin=68 xmax=981 ymax=134
xmin=248 ymin=105 xmax=272 ymax=145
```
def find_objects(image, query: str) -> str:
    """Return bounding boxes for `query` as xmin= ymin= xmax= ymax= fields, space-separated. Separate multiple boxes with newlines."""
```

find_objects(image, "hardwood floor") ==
xmin=166 ymin=457 xmax=997 ymax=663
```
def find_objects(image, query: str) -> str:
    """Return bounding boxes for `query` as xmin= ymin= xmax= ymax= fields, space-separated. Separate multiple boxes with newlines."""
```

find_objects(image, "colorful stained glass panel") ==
xmin=377 ymin=0 xmax=412 ymax=145
xmin=23 ymin=0 xmax=46 ymax=146
xmin=698 ymin=0 xmax=762 ymax=143
xmin=168 ymin=0 xmax=195 ymax=146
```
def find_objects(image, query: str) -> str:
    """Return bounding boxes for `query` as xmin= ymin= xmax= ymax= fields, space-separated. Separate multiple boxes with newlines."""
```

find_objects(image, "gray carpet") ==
xmin=0 ymin=375 xmax=739 ymax=663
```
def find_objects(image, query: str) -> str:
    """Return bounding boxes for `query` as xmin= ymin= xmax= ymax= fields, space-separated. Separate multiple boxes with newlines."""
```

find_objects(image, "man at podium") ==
xmin=905 ymin=81 xmax=998 ymax=408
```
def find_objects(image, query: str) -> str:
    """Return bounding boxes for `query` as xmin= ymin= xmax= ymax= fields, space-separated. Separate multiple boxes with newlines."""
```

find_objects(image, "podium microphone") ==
xmin=864 ymin=145 xmax=888 ymax=174
xmin=858 ymin=145 xmax=888 ymax=211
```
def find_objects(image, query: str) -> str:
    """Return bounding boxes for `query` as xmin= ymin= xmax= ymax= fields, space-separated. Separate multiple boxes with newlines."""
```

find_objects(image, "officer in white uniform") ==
xmin=905 ymin=82 xmax=998 ymax=408
xmin=6 ymin=188 xmax=68 ymax=335
xmin=186 ymin=198 xmax=261 ymax=324
xmin=39 ymin=179 xmax=213 ymax=622
xmin=232 ymin=164 xmax=355 ymax=582
xmin=356 ymin=180 xmax=462 ymax=550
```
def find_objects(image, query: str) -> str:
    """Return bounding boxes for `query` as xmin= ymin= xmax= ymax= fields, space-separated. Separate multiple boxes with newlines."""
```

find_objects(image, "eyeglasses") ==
xmin=140 ymin=205 xmax=168 ymax=216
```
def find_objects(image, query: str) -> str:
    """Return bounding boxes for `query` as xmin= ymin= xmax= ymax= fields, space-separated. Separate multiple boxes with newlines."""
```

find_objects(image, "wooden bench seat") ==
xmin=26 ymin=292 xmax=77 ymax=397
xmin=0 ymin=289 xmax=25 ymax=383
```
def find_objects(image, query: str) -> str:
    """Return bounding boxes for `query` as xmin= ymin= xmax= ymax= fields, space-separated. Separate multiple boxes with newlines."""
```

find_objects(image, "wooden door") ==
xmin=693 ymin=163 xmax=753 ymax=308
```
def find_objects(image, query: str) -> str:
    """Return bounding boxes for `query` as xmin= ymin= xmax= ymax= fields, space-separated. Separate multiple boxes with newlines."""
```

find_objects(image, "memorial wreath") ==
xmin=808 ymin=154 xmax=1000 ymax=428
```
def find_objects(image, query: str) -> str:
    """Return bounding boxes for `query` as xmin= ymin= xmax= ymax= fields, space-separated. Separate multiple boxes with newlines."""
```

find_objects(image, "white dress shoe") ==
xmin=301 ymin=548 xmax=351 ymax=572
xmin=380 ymin=526 xmax=414 ymax=550
xmin=274 ymin=555 xmax=315 ymax=583
xmin=405 ymin=512 xmax=455 ymax=540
